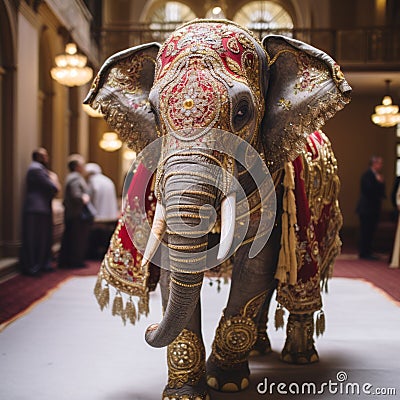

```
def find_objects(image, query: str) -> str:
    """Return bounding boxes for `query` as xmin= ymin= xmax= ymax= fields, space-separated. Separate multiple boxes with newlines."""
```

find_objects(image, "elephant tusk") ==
xmin=141 ymin=201 xmax=166 ymax=266
xmin=217 ymin=192 xmax=236 ymax=261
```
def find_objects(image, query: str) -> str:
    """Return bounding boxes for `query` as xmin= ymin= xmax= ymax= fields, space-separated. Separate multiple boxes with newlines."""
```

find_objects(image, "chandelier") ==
xmin=371 ymin=80 xmax=400 ymax=127
xmin=99 ymin=132 xmax=122 ymax=152
xmin=50 ymin=43 xmax=93 ymax=87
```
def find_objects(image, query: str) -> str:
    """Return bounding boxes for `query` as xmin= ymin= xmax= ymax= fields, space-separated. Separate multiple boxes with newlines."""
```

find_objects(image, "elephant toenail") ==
xmin=241 ymin=378 xmax=249 ymax=389
xmin=221 ymin=383 xmax=239 ymax=392
xmin=206 ymin=376 xmax=219 ymax=389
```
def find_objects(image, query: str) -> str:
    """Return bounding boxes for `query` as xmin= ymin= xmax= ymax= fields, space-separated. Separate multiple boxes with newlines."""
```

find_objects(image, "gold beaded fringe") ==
xmin=93 ymin=273 xmax=149 ymax=326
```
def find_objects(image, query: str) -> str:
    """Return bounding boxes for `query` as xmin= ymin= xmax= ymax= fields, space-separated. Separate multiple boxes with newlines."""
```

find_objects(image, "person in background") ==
xmin=390 ymin=183 xmax=400 ymax=268
xmin=20 ymin=148 xmax=60 ymax=276
xmin=356 ymin=155 xmax=386 ymax=260
xmin=85 ymin=162 xmax=119 ymax=260
xmin=85 ymin=163 xmax=119 ymax=221
xmin=58 ymin=154 xmax=93 ymax=269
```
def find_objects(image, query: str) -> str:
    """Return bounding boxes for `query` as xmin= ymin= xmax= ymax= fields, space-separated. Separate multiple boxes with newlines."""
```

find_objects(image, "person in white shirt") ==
xmin=85 ymin=163 xmax=120 ymax=259
xmin=86 ymin=163 xmax=119 ymax=221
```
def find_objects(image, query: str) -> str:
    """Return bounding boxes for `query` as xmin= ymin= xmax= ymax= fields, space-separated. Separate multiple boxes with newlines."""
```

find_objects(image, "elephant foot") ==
xmin=280 ymin=345 xmax=319 ymax=364
xmin=162 ymin=381 xmax=210 ymax=400
xmin=206 ymin=355 xmax=250 ymax=392
xmin=249 ymin=333 xmax=272 ymax=357
xmin=165 ymin=329 xmax=208 ymax=399
xmin=280 ymin=312 xmax=319 ymax=364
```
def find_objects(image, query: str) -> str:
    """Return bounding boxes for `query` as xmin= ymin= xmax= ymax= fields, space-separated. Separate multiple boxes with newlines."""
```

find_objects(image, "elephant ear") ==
xmin=83 ymin=43 xmax=161 ymax=153
xmin=261 ymin=35 xmax=351 ymax=172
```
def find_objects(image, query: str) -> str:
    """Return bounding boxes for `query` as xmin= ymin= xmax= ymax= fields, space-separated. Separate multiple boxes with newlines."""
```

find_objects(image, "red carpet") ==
xmin=0 ymin=261 xmax=100 ymax=326
xmin=1 ymin=255 xmax=399 ymax=326
xmin=333 ymin=254 xmax=400 ymax=303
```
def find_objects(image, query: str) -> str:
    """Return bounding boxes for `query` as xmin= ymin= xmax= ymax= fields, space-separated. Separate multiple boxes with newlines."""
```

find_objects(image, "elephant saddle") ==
xmin=93 ymin=163 xmax=159 ymax=324
xmin=274 ymin=130 xmax=343 ymax=321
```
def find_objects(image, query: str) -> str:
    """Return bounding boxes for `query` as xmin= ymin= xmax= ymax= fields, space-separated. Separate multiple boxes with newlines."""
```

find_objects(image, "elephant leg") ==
xmin=160 ymin=268 xmax=210 ymax=400
xmin=280 ymin=312 xmax=319 ymax=364
xmin=249 ymin=288 xmax=275 ymax=357
xmin=206 ymin=226 xmax=280 ymax=393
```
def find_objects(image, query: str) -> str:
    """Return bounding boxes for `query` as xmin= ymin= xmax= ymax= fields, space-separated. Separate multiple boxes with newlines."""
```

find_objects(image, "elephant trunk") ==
xmin=145 ymin=155 xmax=219 ymax=348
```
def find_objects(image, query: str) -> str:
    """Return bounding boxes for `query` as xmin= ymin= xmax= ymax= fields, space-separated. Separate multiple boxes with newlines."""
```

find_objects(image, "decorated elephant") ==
xmin=85 ymin=19 xmax=351 ymax=400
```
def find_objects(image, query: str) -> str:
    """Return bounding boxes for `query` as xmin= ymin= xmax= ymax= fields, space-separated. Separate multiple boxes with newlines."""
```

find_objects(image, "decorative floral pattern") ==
xmin=294 ymin=53 xmax=330 ymax=94
xmin=167 ymin=329 xmax=206 ymax=389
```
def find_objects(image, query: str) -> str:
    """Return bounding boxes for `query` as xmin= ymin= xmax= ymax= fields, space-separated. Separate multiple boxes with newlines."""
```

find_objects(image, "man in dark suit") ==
xmin=20 ymin=148 xmax=60 ymax=276
xmin=58 ymin=154 xmax=94 ymax=269
xmin=356 ymin=156 xmax=386 ymax=260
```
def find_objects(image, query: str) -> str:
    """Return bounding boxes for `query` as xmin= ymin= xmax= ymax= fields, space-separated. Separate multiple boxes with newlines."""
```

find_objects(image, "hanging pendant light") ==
xmin=99 ymin=132 xmax=122 ymax=152
xmin=371 ymin=80 xmax=400 ymax=127
xmin=51 ymin=43 xmax=93 ymax=87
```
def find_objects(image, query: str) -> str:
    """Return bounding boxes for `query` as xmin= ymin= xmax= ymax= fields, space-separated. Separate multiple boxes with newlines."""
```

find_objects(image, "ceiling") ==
xmin=345 ymin=71 xmax=400 ymax=99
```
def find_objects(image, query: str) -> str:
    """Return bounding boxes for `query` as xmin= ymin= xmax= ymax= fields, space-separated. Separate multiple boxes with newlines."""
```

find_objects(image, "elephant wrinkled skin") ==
xmin=84 ymin=19 xmax=351 ymax=400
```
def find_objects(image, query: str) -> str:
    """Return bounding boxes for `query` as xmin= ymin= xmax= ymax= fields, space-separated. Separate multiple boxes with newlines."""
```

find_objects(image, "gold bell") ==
xmin=183 ymin=98 xmax=194 ymax=110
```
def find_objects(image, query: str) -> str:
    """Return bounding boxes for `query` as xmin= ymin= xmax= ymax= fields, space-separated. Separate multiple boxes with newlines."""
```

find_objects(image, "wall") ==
xmin=324 ymin=92 xmax=396 ymax=246
xmin=0 ymin=0 xmax=17 ymax=258
xmin=15 ymin=6 xmax=40 ymax=247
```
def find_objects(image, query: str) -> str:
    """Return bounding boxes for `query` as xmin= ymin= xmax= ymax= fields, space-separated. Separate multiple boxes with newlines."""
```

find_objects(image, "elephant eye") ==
xmin=233 ymin=100 xmax=252 ymax=132
xmin=235 ymin=104 xmax=248 ymax=120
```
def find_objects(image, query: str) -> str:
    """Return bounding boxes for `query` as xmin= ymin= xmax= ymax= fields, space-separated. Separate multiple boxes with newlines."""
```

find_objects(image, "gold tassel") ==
xmin=275 ymin=162 xmax=298 ymax=285
xmin=138 ymin=294 xmax=149 ymax=316
xmin=124 ymin=297 xmax=137 ymax=325
xmin=112 ymin=291 xmax=124 ymax=317
xmin=93 ymin=275 xmax=103 ymax=304
xmin=98 ymin=284 xmax=110 ymax=311
xmin=316 ymin=310 xmax=325 ymax=337
xmin=274 ymin=303 xmax=285 ymax=330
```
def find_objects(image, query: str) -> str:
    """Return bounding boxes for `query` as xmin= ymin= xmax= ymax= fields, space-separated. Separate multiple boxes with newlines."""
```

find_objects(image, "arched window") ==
xmin=233 ymin=1 xmax=293 ymax=35
xmin=149 ymin=1 xmax=196 ymax=27
xmin=148 ymin=1 xmax=197 ymax=41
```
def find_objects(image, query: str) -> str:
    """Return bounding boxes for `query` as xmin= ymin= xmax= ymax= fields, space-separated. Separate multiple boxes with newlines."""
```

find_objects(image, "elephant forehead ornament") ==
xmin=84 ymin=20 xmax=351 ymax=358
xmin=153 ymin=22 xmax=264 ymax=145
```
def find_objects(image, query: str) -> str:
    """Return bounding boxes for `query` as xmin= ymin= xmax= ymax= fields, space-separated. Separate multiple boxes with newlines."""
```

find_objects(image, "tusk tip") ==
xmin=141 ymin=257 xmax=149 ymax=267
xmin=216 ymin=248 xmax=229 ymax=261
